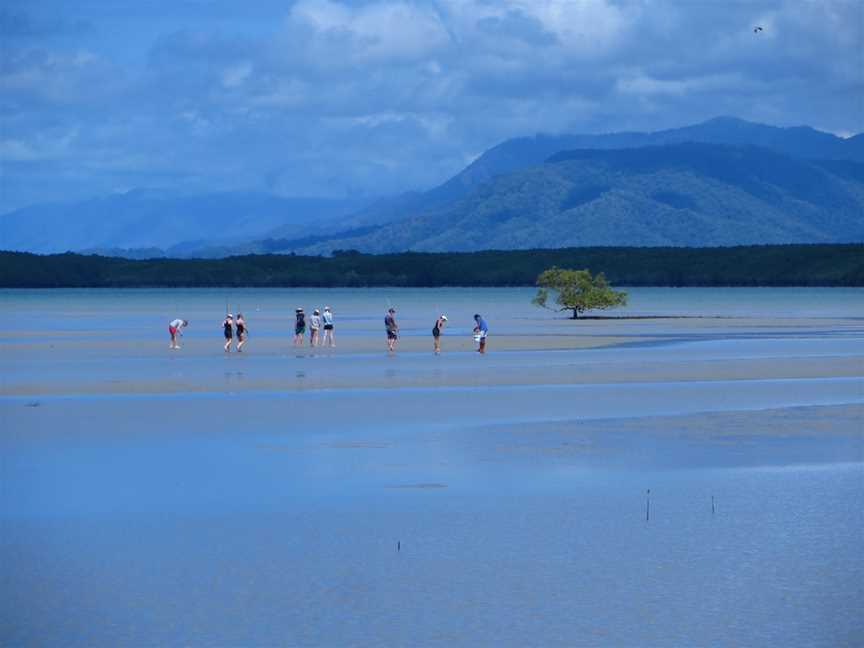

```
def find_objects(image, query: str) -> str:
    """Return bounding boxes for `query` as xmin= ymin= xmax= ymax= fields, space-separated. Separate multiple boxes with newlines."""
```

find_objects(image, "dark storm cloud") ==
xmin=0 ymin=0 xmax=861 ymax=212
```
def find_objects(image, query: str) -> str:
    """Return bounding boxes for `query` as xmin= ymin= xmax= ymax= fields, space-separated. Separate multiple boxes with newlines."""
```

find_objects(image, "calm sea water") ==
xmin=5 ymin=286 xmax=864 ymax=326
xmin=2 ymin=288 xmax=862 ymax=647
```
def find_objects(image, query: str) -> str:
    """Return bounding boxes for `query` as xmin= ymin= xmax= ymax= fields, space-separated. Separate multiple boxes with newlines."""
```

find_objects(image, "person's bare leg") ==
xmin=479 ymin=338 xmax=486 ymax=354
xmin=238 ymin=335 xmax=245 ymax=352
xmin=225 ymin=338 xmax=231 ymax=352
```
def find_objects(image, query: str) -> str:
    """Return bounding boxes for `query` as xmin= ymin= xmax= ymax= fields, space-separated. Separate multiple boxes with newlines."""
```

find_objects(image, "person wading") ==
xmin=432 ymin=314 xmax=447 ymax=354
xmin=473 ymin=313 xmax=488 ymax=354
xmin=168 ymin=319 xmax=188 ymax=349
xmin=222 ymin=313 xmax=234 ymax=352
xmin=236 ymin=313 xmax=248 ymax=352
xmin=322 ymin=306 xmax=335 ymax=347
xmin=385 ymin=308 xmax=399 ymax=353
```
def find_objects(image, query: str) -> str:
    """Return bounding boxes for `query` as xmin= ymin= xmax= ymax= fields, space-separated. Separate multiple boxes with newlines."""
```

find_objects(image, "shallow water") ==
xmin=1 ymin=288 xmax=863 ymax=647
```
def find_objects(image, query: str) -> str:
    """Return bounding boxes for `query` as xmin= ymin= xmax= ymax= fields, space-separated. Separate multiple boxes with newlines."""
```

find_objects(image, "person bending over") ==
xmin=432 ymin=314 xmax=447 ymax=354
xmin=473 ymin=313 xmax=488 ymax=354
xmin=169 ymin=319 xmax=188 ymax=349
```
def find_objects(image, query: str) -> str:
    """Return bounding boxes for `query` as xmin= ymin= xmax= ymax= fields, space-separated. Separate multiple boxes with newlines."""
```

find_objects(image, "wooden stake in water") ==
xmin=712 ymin=495 xmax=715 ymax=515
xmin=397 ymin=541 xmax=401 ymax=552
xmin=646 ymin=489 xmax=651 ymax=522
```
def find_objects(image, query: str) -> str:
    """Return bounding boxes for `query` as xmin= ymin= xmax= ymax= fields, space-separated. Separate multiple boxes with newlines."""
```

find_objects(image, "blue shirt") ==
xmin=476 ymin=317 xmax=488 ymax=332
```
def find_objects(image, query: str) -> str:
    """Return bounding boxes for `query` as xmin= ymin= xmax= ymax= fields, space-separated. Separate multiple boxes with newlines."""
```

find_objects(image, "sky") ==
xmin=1 ymin=0 xmax=862 ymax=212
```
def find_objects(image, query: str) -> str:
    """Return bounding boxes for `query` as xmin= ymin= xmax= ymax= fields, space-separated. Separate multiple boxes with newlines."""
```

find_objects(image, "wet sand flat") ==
xmin=1 ymin=287 xmax=863 ymax=647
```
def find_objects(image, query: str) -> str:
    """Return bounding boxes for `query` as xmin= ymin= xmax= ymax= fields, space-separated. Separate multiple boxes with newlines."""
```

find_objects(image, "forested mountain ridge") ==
xmin=429 ymin=116 xmax=864 ymax=205
xmin=287 ymin=143 xmax=864 ymax=254
xmin=2 ymin=117 xmax=861 ymax=257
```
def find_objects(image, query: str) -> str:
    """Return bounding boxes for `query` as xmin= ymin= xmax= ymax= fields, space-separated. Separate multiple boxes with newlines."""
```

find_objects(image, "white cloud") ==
xmin=286 ymin=0 xmax=451 ymax=63
xmin=0 ymin=128 xmax=78 ymax=161
xmin=222 ymin=61 xmax=253 ymax=88
xmin=1 ymin=0 xmax=861 ymax=211
xmin=617 ymin=73 xmax=749 ymax=97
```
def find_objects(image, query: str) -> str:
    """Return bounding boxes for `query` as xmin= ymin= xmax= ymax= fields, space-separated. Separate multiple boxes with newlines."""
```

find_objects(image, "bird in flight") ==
xmin=753 ymin=26 xmax=763 ymax=33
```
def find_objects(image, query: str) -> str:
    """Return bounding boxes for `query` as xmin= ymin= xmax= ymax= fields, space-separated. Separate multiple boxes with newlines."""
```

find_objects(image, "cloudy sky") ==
xmin=1 ymin=0 xmax=861 ymax=212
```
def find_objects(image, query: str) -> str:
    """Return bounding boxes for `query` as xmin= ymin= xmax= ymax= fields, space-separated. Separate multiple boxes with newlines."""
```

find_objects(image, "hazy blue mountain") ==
xmin=431 ymin=117 xmax=863 ymax=205
xmin=286 ymin=143 xmax=864 ymax=253
xmin=4 ymin=117 xmax=861 ymax=257
xmin=0 ymin=190 xmax=372 ymax=254
xmin=287 ymin=117 xmax=862 ymax=241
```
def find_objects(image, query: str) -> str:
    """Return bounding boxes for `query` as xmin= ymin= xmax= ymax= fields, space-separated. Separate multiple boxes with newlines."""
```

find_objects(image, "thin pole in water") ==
xmin=397 ymin=541 xmax=400 ymax=552
xmin=712 ymin=495 xmax=715 ymax=515
xmin=646 ymin=489 xmax=651 ymax=522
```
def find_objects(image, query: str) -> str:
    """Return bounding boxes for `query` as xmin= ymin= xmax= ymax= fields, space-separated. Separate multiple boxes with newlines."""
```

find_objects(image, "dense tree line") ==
xmin=1 ymin=244 xmax=862 ymax=288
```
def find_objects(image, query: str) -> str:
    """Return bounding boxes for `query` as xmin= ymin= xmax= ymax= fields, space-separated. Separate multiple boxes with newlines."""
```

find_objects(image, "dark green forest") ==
xmin=1 ymin=245 xmax=861 ymax=287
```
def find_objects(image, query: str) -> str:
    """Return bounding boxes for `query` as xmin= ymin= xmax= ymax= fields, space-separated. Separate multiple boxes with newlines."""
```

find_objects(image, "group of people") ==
xmin=221 ymin=313 xmax=248 ymax=352
xmin=384 ymin=308 xmax=488 ymax=354
xmin=294 ymin=306 xmax=336 ymax=347
xmin=167 ymin=309 xmax=489 ymax=354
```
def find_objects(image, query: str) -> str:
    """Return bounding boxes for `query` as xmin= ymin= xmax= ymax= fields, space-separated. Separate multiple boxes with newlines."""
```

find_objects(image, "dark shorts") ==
xmin=224 ymin=332 xmax=233 ymax=340
xmin=432 ymin=327 xmax=440 ymax=338
xmin=324 ymin=324 xmax=333 ymax=331
xmin=387 ymin=330 xmax=398 ymax=340
xmin=295 ymin=326 xmax=305 ymax=335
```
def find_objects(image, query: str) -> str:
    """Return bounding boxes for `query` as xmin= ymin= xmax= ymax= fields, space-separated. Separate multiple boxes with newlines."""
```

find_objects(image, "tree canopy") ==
xmin=532 ymin=267 xmax=628 ymax=318
xmin=1 ymin=245 xmax=862 ymax=288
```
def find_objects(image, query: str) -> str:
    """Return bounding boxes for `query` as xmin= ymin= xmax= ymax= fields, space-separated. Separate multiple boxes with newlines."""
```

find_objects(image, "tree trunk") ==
xmin=571 ymin=308 xmax=579 ymax=319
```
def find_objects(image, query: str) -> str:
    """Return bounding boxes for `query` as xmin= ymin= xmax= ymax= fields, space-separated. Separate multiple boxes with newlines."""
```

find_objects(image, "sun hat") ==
xmin=314 ymin=309 xmax=320 ymax=314
xmin=441 ymin=315 xmax=448 ymax=320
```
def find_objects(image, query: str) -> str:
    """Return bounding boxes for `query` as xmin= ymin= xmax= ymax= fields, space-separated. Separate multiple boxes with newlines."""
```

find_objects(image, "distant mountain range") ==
xmin=427 ymin=115 xmax=864 ymax=205
xmin=0 ymin=190 xmax=373 ymax=255
xmin=291 ymin=144 xmax=864 ymax=252
xmin=2 ymin=117 xmax=862 ymax=256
